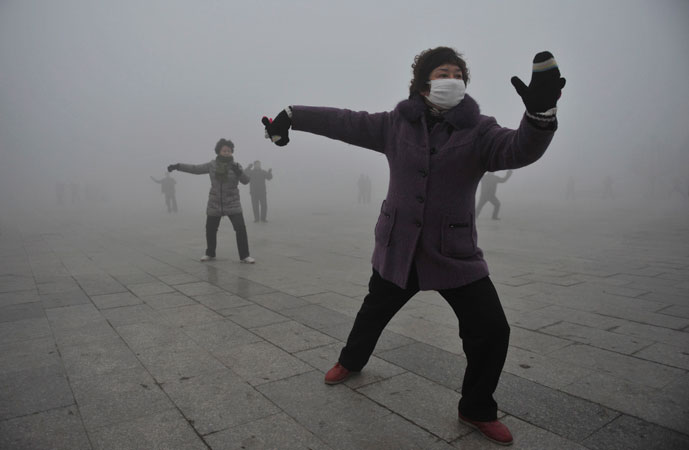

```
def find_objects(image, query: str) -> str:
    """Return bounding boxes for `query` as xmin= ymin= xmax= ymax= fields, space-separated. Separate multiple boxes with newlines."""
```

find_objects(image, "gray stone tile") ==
xmin=279 ymin=304 xmax=356 ymax=330
xmin=90 ymin=291 xmax=142 ymax=309
xmin=110 ymin=270 xmax=158 ymax=285
xmin=357 ymin=372 xmax=463 ymax=441
xmin=248 ymin=291 xmax=311 ymax=310
xmin=596 ymin=304 xmax=689 ymax=329
xmin=609 ymin=321 xmax=689 ymax=348
xmin=71 ymin=368 xmax=172 ymax=430
xmin=161 ymin=369 xmax=280 ymax=435
xmin=0 ymin=291 xmax=40 ymax=308
xmin=549 ymin=343 xmax=684 ymax=389
xmin=141 ymin=291 xmax=196 ymax=310
xmin=192 ymin=291 xmax=252 ymax=310
xmin=127 ymin=281 xmax=176 ymax=297
xmin=0 ymin=302 xmax=44 ymax=323
xmin=116 ymin=321 xmax=188 ymax=351
xmin=0 ymin=338 xmax=60 ymax=375
xmin=157 ymin=304 xmax=224 ymax=328
xmin=135 ymin=339 xmax=227 ymax=383
xmin=101 ymin=304 xmax=158 ymax=327
xmin=510 ymin=326 xmax=573 ymax=355
xmin=496 ymin=372 xmax=619 ymax=442
xmin=378 ymin=341 xmax=466 ymax=391
xmin=0 ymin=405 xmax=90 ymax=450
xmin=39 ymin=290 xmax=92 ymax=309
xmin=504 ymin=346 xmax=594 ymax=389
xmin=174 ymin=281 xmax=224 ymax=296
xmin=205 ymin=413 xmax=333 ymax=450
xmin=540 ymin=321 xmax=652 ymax=354
xmin=52 ymin=320 xmax=121 ymax=348
xmin=214 ymin=341 xmax=313 ymax=386
xmin=60 ymin=339 xmax=142 ymax=380
xmin=183 ymin=319 xmax=262 ymax=354
xmin=0 ymin=274 xmax=36 ymax=293
xmin=252 ymin=320 xmax=337 ymax=353
xmin=90 ymin=409 xmax=205 ymax=450
xmin=581 ymin=414 xmax=689 ymax=450
xmin=220 ymin=304 xmax=290 ymax=328
xmin=634 ymin=341 xmax=689 ymax=370
xmin=218 ymin=277 xmax=276 ymax=298
xmin=0 ymin=317 xmax=52 ymax=345
xmin=156 ymin=273 xmax=201 ymax=285
xmin=73 ymin=274 xmax=127 ymax=296
xmin=0 ymin=364 xmax=74 ymax=420
xmin=562 ymin=372 xmax=689 ymax=435
xmin=45 ymin=304 xmax=104 ymax=330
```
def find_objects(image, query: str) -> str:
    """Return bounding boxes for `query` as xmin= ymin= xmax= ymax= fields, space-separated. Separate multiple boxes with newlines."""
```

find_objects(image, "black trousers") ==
xmin=251 ymin=193 xmax=267 ymax=222
xmin=205 ymin=214 xmax=249 ymax=259
xmin=338 ymin=268 xmax=510 ymax=421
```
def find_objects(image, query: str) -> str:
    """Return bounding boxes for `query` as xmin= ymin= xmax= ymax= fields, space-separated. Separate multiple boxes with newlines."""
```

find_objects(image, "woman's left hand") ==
xmin=511 ymin=51 xmax=566 ymax=114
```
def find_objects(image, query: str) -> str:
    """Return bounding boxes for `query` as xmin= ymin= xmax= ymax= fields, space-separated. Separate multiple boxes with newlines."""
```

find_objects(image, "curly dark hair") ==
xmin=214 ymin=138 xmax=235 ymax=154
xmin=409 ymin=46 xmax=469 ymax=98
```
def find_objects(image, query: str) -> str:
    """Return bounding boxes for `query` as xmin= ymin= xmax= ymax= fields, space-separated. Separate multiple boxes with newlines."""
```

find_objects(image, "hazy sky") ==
xmin=1 ymin=0 xmax=688 ymax=212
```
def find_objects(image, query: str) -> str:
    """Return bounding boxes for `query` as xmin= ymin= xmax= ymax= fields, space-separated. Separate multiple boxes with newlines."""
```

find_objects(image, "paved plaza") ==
xmin=1 ymin=199 xmax=688 ymax=449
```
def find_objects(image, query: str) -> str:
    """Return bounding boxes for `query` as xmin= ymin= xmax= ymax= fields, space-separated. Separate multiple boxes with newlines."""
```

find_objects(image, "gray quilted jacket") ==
xmin=177 ymin=159 xmax=250 ymax=216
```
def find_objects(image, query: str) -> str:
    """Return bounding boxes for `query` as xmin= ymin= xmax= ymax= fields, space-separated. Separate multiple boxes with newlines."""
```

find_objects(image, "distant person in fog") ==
xmin=167 ymin=139 xmax=255 ymax=263
xmin=245 ymin=160 xmax=273 ymax=222
xmin=476 ymin=170 xmax=513 ymax=220
xmin=602 ymin=175 xmax=614 ymax=199
xmin=150 ymin=172 xmax=178 ymax=213
xmin=358 ymin=174 xmax=372 ymax=204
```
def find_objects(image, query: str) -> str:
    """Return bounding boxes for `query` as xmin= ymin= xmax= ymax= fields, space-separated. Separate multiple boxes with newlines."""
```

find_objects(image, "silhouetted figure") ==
xmin=477 ymin=170 xmax=513 ymax=220
xmin=56 ymin=182 xmax=65 ymax=205
xmin=245 ymin=161 xmax=272 ymax=222
xmin=669 ymin=177 xmax=686 ymax=199
xmin=151 ymin=172 xmax=178 ymax=213
xmin=358 ymin=174 xmax=372 ymax=204
xmin=167 ymin=138 xmax=255 ymax=263
xmin=602 ymin=175 xmax=614 ymax=199
xmin=565 ymin=176 xmax=575 ymax=200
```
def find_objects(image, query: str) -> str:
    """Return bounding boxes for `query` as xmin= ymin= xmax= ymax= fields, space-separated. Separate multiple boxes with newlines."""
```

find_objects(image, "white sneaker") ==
xmin=200 ymin=255 xmax=215 ymax=262
xmin=240 ymin=256 xmax=255 ymax=264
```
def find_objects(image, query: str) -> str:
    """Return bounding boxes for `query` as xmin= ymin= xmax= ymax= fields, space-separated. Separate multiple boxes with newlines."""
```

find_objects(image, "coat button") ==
xmin=430 ymin=147 xmax=437 ymax=155
xmin=415 ymin=220 xmax=422 ymax=227
xmin=418 ymin=169 xmax=427 ymax=177
xmin=416 ymin=196 xmax=424 ymax=203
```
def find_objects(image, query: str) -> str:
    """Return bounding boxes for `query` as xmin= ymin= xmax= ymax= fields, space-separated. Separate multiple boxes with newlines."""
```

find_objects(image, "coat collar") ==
xmin=395 ymin=94 xmax=481 ymax=130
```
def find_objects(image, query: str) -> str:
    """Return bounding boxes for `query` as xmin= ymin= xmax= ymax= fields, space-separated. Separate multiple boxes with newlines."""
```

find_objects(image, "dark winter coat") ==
xmin=177 ymin=159 xmax=249 ymax=216
xmin=291 ymin=94 xmax=556 ymax=290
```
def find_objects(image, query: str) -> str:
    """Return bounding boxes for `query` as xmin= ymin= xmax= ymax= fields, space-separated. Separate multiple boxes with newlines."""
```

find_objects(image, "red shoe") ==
xmin=459 ymin=412 xmax=514 ymax=446
xmin=324 ymin=362 xmax=352 ymax=385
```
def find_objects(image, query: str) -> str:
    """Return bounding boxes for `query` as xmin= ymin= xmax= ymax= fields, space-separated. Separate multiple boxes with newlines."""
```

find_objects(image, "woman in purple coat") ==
xmin=262 ymin=47 xmax=565 ymax=445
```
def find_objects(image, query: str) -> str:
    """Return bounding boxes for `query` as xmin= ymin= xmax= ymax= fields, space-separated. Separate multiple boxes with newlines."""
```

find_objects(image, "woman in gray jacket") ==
xmin=168 ymin=138 xmax=255 ymax=263
xmin=262 ymin=47 xmax=565 ymax=445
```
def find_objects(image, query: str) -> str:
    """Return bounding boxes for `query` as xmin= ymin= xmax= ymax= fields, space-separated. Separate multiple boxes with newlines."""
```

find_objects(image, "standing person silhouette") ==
xmin=245 ymin=160 xmax=273 ymax=222
xmin=150 ymin=172 xmax=178 ymax=213
xmin=476 ymin=170 xmax=513 ymax=220
xmin=168 ymin=139 xmax=255 ymax=263
xmin=262 ymin=47 xmax=565 ymax=446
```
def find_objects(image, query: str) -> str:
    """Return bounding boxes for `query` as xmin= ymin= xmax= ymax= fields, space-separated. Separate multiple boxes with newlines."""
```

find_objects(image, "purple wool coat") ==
xmin=291 ymin=94 xmax=556 ymax=290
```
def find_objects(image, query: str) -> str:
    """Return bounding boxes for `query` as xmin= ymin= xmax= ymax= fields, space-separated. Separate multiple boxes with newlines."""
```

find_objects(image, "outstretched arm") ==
xmin=175 ymin=162 xmax=211 ymax=175
xmin=151 ymin=176 xmax=162 ymax=183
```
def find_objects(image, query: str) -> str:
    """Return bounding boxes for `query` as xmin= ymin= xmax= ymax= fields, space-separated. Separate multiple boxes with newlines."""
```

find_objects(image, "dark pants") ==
xmin=338 ymin=268 xmax=510 ymax=422
xmin=251 ymin=193 xmax=267 ymax=222
xmin=205 ymin=214 xmax=250 ymax=259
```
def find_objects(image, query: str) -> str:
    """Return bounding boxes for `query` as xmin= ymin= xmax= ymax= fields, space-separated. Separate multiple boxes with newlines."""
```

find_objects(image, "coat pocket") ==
xmin=440 ymin=213 xmax=476 ymax=258
xmin=374 ymin=200 xmax=396 ymax=247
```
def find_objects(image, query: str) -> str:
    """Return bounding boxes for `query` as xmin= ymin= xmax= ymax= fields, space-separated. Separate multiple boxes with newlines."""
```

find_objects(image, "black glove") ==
xmin=262 ymin=108 xmax=292 ymax=146
xmin=167 ymin=164 xmax=180 ymax=172
xmin=231 ymin=162 xmax=242 ymax=174
xmin=511 ymin=51 xmax=566 ymax=114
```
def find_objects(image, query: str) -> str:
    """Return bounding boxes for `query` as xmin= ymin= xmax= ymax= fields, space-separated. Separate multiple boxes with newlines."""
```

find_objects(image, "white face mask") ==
xmin=426 ymin=79 xmax=466 ymax=110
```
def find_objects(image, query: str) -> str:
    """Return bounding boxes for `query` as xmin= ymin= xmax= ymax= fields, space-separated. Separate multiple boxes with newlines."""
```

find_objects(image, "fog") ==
xmin=1 ymin=0 xmax=688 ymax=226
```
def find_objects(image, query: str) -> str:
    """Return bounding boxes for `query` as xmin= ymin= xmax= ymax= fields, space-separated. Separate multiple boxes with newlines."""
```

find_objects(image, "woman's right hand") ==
xmin=262 ymin=107 xmax=292 ymax=146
